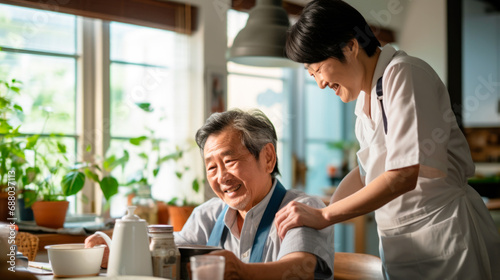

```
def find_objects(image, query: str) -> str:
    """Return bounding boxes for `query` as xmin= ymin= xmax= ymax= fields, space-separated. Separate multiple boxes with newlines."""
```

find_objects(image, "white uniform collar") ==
xmin=354 ymin=44 xmax=398 ymax=118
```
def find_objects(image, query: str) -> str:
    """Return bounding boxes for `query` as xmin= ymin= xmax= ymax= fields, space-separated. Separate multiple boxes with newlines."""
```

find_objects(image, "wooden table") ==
xmin=486 ymin=198 xmax=500 ymax=210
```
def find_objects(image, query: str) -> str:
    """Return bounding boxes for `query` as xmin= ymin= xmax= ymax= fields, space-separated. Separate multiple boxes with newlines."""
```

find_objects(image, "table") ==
xmin=486 ymin=198 xmax=500 ymax=210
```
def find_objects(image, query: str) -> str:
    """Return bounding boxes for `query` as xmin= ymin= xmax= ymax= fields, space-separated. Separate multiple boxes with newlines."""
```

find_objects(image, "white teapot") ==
xmin=95 ymin=206 xmax=153 ymax=277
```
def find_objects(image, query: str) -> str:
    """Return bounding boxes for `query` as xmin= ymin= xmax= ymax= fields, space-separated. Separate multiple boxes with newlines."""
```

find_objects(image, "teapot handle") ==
xmin=94 ymin=231 xmax=112 ymax=250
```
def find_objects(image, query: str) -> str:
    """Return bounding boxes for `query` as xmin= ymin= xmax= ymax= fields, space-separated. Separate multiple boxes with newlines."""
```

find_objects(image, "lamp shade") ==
xmin=227 ymin=0 xmax=298 ymax=67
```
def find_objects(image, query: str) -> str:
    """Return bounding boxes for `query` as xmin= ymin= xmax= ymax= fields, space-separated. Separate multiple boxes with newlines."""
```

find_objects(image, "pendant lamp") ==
xmin=227 ymin=0 xmax=298 ymax=68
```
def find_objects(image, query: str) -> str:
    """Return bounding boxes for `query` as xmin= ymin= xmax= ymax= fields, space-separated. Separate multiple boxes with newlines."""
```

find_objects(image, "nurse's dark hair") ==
xmin=286 ymin=0 xmax=381 ymax=64
xmin=195 ymin=109 xmax=280 ymax=178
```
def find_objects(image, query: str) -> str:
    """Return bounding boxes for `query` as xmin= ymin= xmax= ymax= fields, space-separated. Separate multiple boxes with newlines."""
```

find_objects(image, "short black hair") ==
xmin=286 ymin=0 xmax=381 ymax=64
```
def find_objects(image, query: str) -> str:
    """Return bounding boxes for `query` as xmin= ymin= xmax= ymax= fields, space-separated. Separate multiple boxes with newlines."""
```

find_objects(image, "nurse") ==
xmin=274 ymin=0 xmax=500 ymax=279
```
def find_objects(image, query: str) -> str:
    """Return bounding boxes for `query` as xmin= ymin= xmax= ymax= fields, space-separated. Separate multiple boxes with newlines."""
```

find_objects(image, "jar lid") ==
xmin=148 ymin=224 xmax=174 ymax=233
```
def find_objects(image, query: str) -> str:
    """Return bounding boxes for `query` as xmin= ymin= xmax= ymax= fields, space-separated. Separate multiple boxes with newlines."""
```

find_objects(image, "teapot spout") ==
xmin=94 ymin=231 xmax=112 ymax=250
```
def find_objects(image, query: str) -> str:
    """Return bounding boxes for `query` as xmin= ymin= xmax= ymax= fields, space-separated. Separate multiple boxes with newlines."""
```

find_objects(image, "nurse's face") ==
xmin=203 ymin=127 xmax=275 ymax=213
xmin=306 ymin=44 xmax=363 ymax=103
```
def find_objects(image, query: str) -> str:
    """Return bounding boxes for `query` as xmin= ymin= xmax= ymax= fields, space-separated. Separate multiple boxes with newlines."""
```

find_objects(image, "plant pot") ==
xmin=127 ymin=192 xmax=135 ymax=206
xmin=157 ymin=201 xmax=170 ymax=224
xmin=32 ymin=200 xmax=69 ymax=229
xmin=167 ymin=205 xmax=195 ymax=231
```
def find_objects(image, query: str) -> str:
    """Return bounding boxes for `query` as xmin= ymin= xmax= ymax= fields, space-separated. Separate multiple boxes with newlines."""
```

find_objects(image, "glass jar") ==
xmin=132 ymin=184 xmax=158 ymax=225
xmin=148 ymin=225 xmax=180 ymax=279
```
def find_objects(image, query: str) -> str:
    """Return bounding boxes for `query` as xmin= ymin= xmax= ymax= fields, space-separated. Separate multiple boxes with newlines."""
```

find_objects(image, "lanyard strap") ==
xmin=376 ymin=76 xmax=388 ymax=135
xmin=206 ymin=181 xmax=287 ymax=263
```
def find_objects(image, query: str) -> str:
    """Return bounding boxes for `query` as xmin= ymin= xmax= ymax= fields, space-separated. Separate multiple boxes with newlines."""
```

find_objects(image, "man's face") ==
xmin=203 ymin=127 xmax=274 ymax=213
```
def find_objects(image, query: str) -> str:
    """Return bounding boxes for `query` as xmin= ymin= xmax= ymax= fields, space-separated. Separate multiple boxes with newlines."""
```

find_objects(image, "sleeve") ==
xmin=277 ymin=195 xmax=335 ymax=279
xmin=383 ymin=60 xmax=450 ymax=178
xmin=174 ymin=198 xmax=223 ymax=245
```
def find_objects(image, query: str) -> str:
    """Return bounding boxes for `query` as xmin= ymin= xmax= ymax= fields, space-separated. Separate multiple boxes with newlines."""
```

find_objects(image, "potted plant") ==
xmin=166 ymin=176 xmax=203 ymax=231
xmin=23 ymin=110 xmax=125 ymax=228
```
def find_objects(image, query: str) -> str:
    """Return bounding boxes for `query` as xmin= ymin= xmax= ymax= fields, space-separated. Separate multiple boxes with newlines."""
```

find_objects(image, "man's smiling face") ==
xmin=203 ymin=127 xmax=274 ymax=213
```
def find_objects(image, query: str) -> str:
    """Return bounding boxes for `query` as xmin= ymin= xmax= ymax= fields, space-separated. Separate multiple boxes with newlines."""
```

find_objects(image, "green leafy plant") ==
xmin=0 ymin=78 xmax=26 ymax=190
xmin=125 ymin=103 xmax=184 ymax=190
xmin=22 ymin=109 xmax=126 ymax=207
xmin=126 ymin=102 xmax=202 ymax=206
xmin=166 ymin=176 xmax=204 ymax=207
xmin=61 ymin=147 xmax=129 ymax=202
xmin=326 ymin=140 xmax=360 ymax=178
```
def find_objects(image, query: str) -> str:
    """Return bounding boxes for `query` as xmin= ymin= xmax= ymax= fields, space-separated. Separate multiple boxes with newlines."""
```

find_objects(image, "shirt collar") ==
xmin=371 ymin=44 xmax=398 ymax=91
xmin=354 ymin=44 xmax=398 ymax=118
xmin=224 ymin=179 xmax=278 ymax=238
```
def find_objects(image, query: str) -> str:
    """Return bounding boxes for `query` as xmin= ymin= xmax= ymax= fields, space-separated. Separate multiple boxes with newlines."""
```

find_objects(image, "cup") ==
xmin=189 ymin=255 xmax=225 ymax=280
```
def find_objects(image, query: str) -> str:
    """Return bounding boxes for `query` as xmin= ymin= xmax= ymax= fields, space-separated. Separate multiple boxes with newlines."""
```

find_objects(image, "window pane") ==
xmin=0 ymin=4 xmax=76 ymax=54
xmin=0 ymin=52 xmax=76 ymax=134
xmin=305 ymin=143 xmax=343 ymax=195
xmin=227 ymin=9 xmax=248 ymax=47
xmin=110 ymin=63 xmax=173 ymax=138
xmin=227 ymin=74 xmax=286 ymax=138
xmin=305 ymin=82 xmax=343 ymax=140
xmin=110 ymin=22 xmax=175 ymax=66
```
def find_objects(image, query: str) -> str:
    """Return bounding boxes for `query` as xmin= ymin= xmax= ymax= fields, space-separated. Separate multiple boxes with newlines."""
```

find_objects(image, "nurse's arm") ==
xmin=330 ymin=166 xmax=364 ymax=204
xmin=323 ymin=164 xmax=419 ymax=224
xmin=209 ymin=250 xmax=316 ymax=280
xmin=275 ymin=164 xmax=419 ymax=238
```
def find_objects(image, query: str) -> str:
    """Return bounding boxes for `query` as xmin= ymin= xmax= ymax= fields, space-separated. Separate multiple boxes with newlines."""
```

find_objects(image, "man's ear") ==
xmin=262 ymin=143 xmax=277 ymax=174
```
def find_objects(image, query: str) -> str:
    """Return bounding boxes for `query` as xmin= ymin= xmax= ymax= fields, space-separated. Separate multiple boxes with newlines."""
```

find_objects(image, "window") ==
xmin=0 ymin=4 xmax=199 ymax=218
xmin=0 ymin=4 xmax=79 ymax=213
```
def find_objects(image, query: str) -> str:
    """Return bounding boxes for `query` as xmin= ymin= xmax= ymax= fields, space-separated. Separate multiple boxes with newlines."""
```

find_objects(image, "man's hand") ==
xmin=208 ymin=250 xmax=246 ymax=280
xmin=84 ymin=234 xmax=109 ymax=268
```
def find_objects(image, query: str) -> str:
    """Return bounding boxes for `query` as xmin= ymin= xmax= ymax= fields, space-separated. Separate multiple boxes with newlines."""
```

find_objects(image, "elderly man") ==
xmin=87 ymin=109 xmax=334 ymax=279
xmin=175 ymin=109 xmax=334 ymax=279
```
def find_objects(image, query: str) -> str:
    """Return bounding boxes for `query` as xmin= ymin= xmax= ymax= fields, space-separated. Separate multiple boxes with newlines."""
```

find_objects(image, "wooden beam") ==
xmin=0 ymin=0 xmax=197 ymax=34
xmin=232 ymin=0 xmax=304 ymax=16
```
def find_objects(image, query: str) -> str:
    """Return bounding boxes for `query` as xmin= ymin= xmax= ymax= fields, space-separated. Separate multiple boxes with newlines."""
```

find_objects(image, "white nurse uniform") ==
xmin=355 ymin=44 xmax=500 ymax=279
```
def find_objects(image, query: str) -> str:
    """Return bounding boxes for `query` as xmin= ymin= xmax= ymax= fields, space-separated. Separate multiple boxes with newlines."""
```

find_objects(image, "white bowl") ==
xmin=45 ymin=243 xmax=106 ymax=277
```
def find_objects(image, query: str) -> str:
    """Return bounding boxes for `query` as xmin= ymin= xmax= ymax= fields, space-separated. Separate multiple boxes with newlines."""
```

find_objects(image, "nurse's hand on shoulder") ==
xmin=275 ymin=201 xmax=329 ymax=240
xmin=208 ymin=250 xmax=246 ymax=280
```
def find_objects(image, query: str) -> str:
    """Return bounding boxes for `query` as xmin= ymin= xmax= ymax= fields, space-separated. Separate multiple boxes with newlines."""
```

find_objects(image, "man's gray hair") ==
xmin=195 ymin=109 xmax=280 ymax=178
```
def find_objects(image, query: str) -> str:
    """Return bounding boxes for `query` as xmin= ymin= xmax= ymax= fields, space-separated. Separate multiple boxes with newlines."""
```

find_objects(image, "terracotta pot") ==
xmin=156 ymin=201 xmax=170 ymax=224
xmin=127 ymin=192 xmax=136 ymax=206
xmin=32 ymin=200 xmax=69 ymax=229
xmin=167 ymin=205 xmax=195 ymax=231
